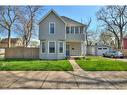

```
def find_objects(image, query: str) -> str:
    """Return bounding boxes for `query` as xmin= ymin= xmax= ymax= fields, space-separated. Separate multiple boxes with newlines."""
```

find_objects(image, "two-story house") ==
xmin=39 ymin=10 xmax=86 ymax=59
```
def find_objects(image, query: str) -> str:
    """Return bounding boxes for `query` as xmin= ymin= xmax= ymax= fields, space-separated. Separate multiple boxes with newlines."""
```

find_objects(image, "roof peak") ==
xmin=60 ymin=16 xmax=86 ymax=26
xmin=39 ymin=9 xmax=86 ymax=26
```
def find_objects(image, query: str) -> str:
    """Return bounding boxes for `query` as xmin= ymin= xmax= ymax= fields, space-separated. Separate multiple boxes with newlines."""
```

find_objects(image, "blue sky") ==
xmin=38 ymin=6 xmax=102 ymax=31
xmin=0 ymin=6 xmax=103 ymax=40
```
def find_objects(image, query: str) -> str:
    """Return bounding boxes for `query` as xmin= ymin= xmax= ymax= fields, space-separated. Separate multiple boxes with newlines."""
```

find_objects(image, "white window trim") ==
xmin=48 ymin=41 xmax=56 ymax=54
xmin=49 ymin=22 xmax=55 ymax=34
xmin=41 ymin=41 xmax=46 ymax=54
xmin=58 ymin=41 xmax=64 ymax=54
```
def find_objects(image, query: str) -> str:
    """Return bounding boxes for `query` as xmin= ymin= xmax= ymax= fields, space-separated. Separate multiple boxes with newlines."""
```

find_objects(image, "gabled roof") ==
xmin=61 ymin=16 xmax=86 ymax=26
xmin=38 ymin=9 xmax=66 ymax=24
xmin=39 ymin=9 xmax=86 ymax=26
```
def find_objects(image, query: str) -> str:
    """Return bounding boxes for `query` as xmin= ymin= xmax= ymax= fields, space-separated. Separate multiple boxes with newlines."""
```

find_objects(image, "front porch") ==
xmin=66 ymin=42 xmax=85 ymax=57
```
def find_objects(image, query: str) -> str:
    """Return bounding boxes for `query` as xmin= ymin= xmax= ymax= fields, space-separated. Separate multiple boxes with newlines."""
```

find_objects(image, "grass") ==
xmin=0 ymin=59 xmax=73 ymax=71
xmin=76 ymin=56 xmax=127 ymax=71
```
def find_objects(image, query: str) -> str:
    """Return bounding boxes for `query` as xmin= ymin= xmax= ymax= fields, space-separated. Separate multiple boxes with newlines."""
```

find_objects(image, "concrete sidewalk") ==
xmin=0 ymin=59 xmax=127 ymax=89
xmin=0 ymin=71 xmax=127 ymax=89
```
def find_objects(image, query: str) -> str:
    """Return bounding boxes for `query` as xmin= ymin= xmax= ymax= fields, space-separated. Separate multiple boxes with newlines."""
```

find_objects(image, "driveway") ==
xmin=112 ymin=58 xmax=127 ymax=62
xmin=0 ymin=59 xmax=127 ymax=89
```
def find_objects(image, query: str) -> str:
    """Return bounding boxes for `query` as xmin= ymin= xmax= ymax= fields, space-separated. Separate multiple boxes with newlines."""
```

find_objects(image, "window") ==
xmin=80 ymin=27 xmax=83 ymax=34
xmin=59 ymin=41 xmax=64 ymax=53
xmin=71 ymin=27 xmax=74 ymax=34
xmin=42 ymin=41 xmax=45 ymax=53
xmin=98 ymin=48 xmax=102 ymax=50
xmin=66 ymin=27 xmax=69 ymax=34
xmin=49 ymin=41 xmax=55 ymax=53
xmin=103 ymin=48 xmax=107 ymax=50
xmin=49 ymin=22 xmax=55 ymax=34
xmin=75 ymin=27 xmax=79 ymax=34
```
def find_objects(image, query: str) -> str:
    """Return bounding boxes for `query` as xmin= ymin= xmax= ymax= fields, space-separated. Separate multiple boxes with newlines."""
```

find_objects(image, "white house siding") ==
xmin=66 ymin=34 xmax=84 ymax=42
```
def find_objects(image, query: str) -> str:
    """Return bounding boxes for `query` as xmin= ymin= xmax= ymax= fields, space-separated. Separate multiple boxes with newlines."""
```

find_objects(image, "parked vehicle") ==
xmin=103 ymin=50 xmax=124 ymax=58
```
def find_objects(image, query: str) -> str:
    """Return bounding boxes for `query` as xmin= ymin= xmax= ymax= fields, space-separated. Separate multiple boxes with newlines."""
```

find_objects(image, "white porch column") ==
xmin=81 ymin=41 xmax=86 ymax=56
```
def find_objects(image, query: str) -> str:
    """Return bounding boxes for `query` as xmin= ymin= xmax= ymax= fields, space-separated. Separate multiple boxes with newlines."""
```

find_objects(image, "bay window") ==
xmin=49 ymin=41 xmax=55 ymax=53
xmin=42 ymin=41 xmax=46 ymax=53
xmin=59 ymin=41 xmax=64 ymax=53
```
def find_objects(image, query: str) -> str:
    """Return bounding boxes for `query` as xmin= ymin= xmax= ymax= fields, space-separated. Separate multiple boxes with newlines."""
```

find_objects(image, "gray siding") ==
xmin=67 ymin=42 xmax=81 ymax=56
xmin=39 ymin=40 xmax=66 ymax=59
xmin=39 ymin=10 xmax=86 ymax=59
xmin=39 ymin=12 xmax=66 ymax=41
xmin=66 ymin=34 xmax=84 ymax=42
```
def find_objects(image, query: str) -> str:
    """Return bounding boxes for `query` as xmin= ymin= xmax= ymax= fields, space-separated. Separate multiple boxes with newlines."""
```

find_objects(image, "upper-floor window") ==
xmin=75 ymin=27 xmax=79 ymax=34
xmin=66 ymin=26 xmax=83 ymax=34
xmin=71 ymin=27 xmax=74 ymax=34
xmin=66 ymin=27 xmax=69 ymax=34
xmin=49 ymin=22 xmax=55 ymax=34
xmin=80 ymin=27 xmax=83 ymax=34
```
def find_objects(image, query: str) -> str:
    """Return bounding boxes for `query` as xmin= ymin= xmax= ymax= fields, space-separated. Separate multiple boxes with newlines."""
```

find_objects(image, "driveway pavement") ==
xmin=0 ymin=59 xmax=127 ymax=89
xmin=112 ymin=58 xmax=127 ymax=62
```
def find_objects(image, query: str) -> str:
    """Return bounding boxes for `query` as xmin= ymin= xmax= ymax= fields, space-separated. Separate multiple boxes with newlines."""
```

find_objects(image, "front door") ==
xmin=66 ymin=44 xmax=70 ymax=56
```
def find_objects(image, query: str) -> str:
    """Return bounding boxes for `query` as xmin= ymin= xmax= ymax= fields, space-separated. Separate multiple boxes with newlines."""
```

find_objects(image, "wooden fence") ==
xmin=5 ymin=47 xmax=39 ymax=59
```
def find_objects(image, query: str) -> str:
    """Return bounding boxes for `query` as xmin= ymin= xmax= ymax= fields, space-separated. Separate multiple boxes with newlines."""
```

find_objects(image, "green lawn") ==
xmin=0 ymin=59 xmax=73 ymax=71
xmin=76 ymin=56 xmax=127 ymax=71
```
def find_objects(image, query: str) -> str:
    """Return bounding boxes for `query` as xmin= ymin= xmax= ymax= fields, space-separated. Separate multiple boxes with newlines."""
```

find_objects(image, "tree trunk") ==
xmin=120 ymin=29 xmax=123 ymax=50
xmin=8 ymin=29 xmax=11 ymax=48
xmin=26 ymin=41 xmax=28 ymax=47
xmin=116 ymin=38 xmax=121 ymax=49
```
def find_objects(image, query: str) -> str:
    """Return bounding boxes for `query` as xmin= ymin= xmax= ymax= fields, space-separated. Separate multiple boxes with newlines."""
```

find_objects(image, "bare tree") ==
xmin=84 ymin=18 xmax=99 ymax=46
xmin=17 ymin=6 xmax=43 ymax=47
xmin=84 ymin=18 xmax=92 ymax=46
xmin=97 ymin=6 xmax=127 ymax=49
xmin=99 ymin=31 xmax=116 ymax=47
xmin=0 ymin=6 xmax=19 ymax=47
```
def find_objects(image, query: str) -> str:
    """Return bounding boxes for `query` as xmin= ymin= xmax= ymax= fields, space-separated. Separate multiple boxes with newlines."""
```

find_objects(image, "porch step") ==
xmin=68 ymin=56 xmax=85 ymax=59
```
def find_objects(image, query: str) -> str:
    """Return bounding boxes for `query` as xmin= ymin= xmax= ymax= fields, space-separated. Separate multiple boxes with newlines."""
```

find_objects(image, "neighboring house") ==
xmin=0 ymin=38 xmax=22 ymax=48
xmin=87 ymin=44 xmax=111 ymax=56
xmin=39 ymin=10 xmax=86 ymax=59
xmin=123 ymin=37 xmax=127 ymax=49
